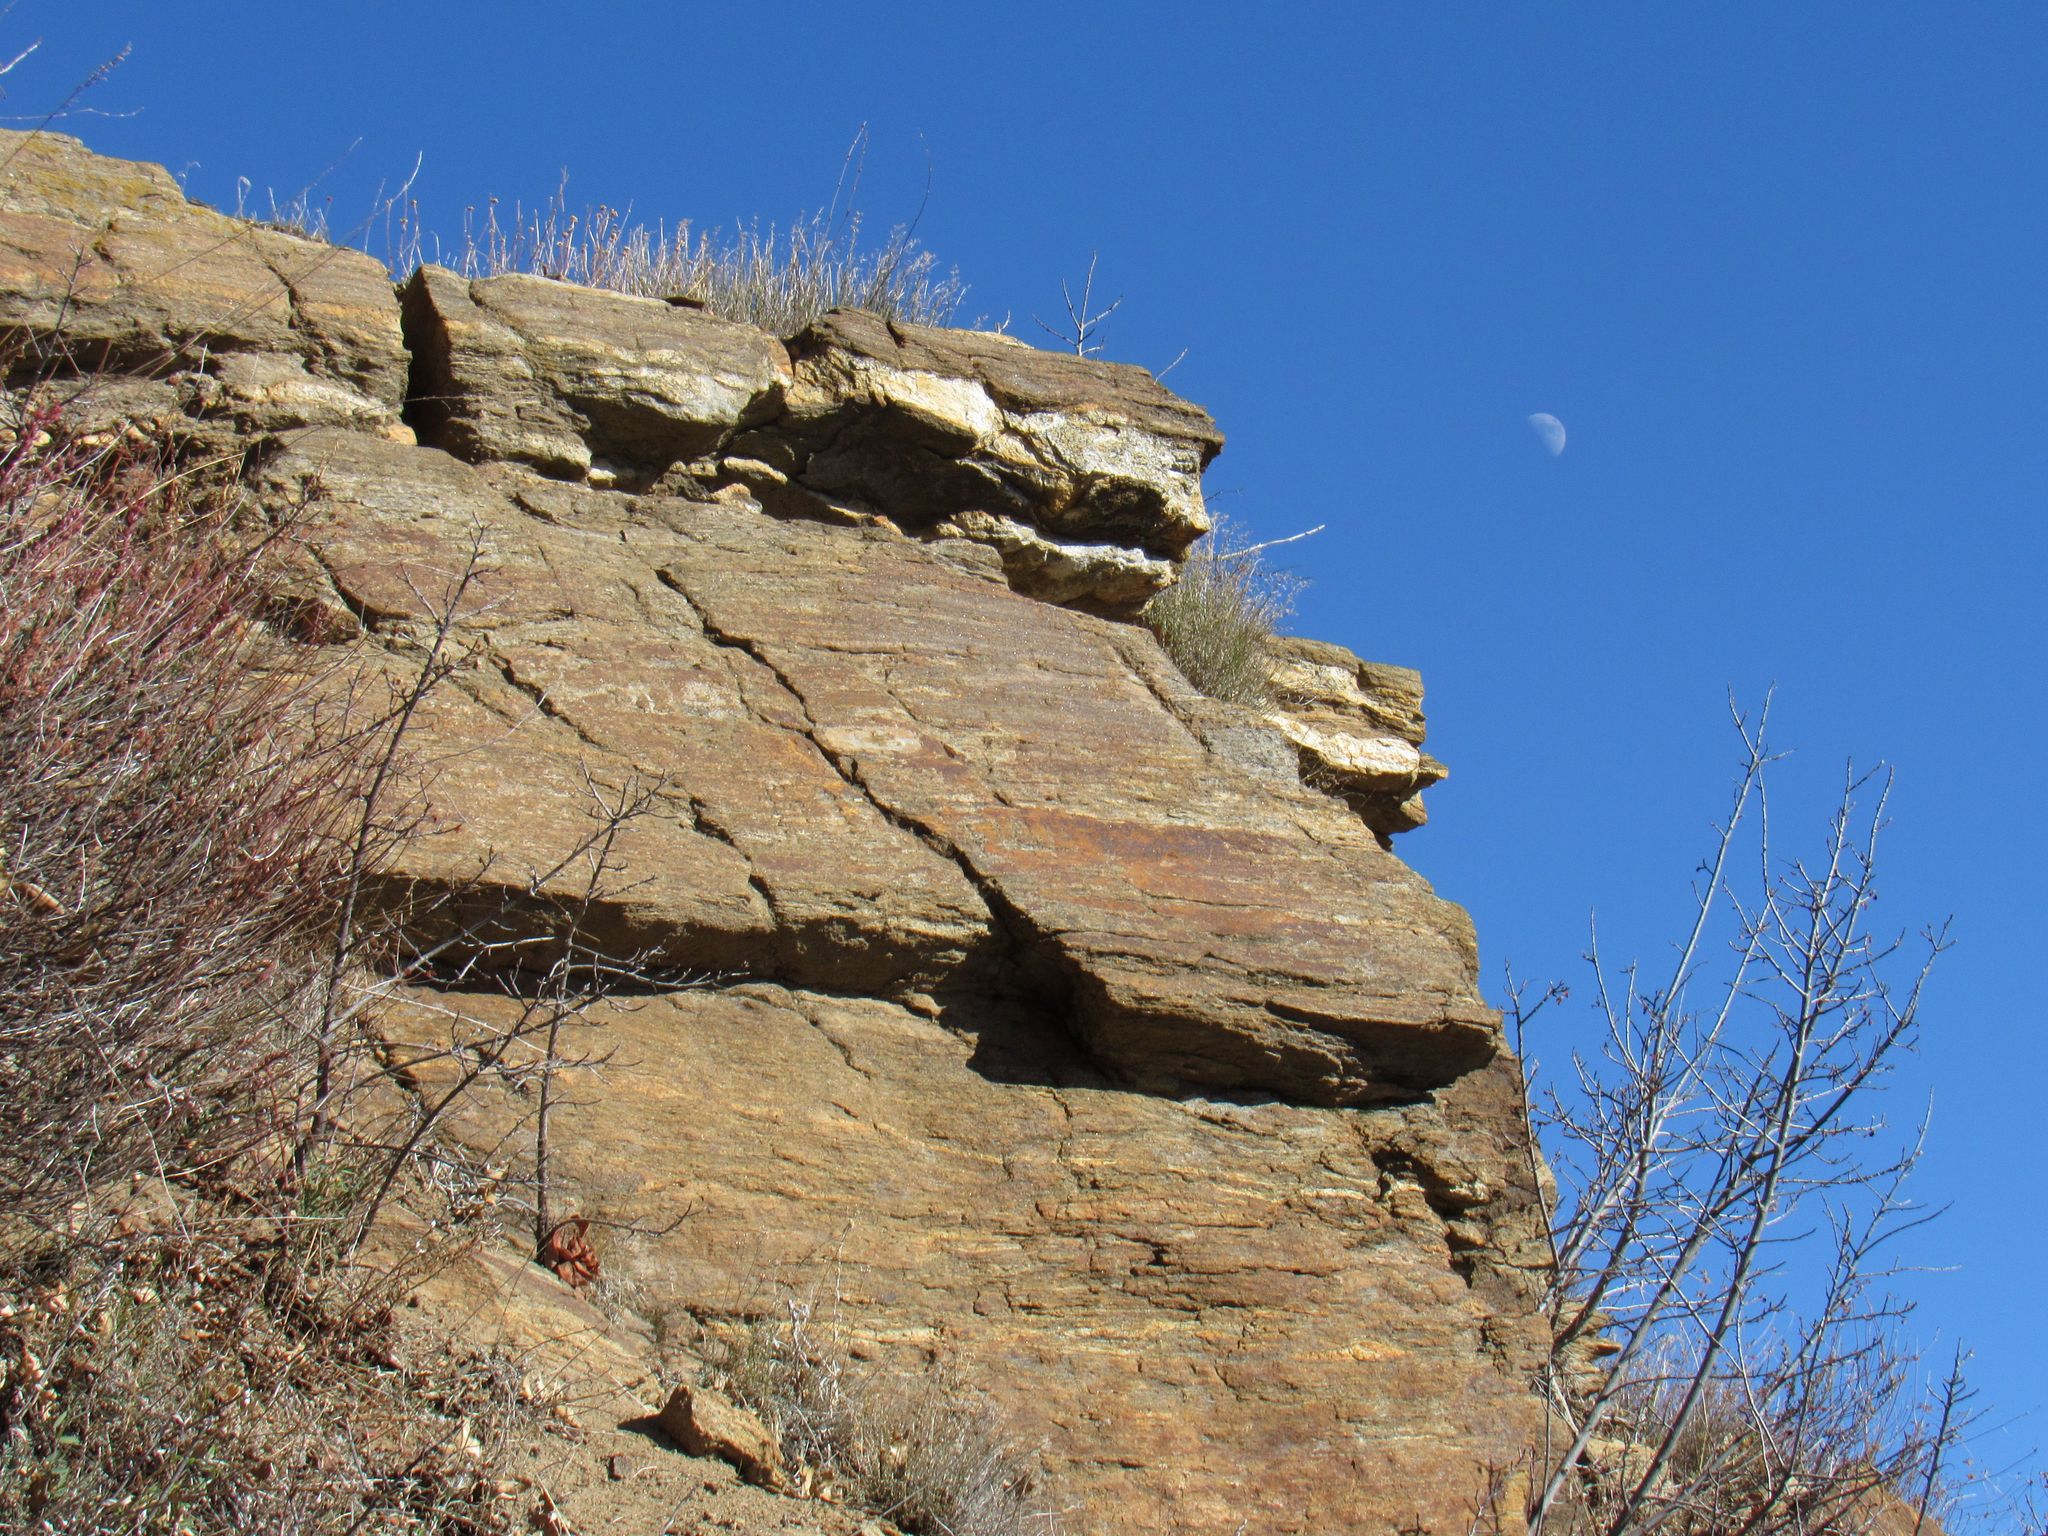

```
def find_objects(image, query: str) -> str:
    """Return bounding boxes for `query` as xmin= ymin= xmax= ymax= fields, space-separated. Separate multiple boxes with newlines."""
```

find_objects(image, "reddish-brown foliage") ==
xmin=537 ymin=1217 xmax=599 ymax=1288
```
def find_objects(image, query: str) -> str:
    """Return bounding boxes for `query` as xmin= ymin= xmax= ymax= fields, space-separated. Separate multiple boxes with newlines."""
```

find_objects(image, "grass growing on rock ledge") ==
xmin=396 ymin=150 xmax=967 ymax=335
xmin=455 ymin=195 xmax=967 ymax=335
xmin=242 ymin=133 xmax=969 ymax=332
xmin=1141 ymin=515 xmax=1303 ymax=708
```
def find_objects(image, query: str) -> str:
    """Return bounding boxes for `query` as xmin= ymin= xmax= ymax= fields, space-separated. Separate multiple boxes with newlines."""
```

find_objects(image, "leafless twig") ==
xmin=1034 ymin=253 xmax=1123 ymax=357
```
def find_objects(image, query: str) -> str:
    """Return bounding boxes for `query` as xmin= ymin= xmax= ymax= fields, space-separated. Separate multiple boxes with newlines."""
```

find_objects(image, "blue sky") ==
xmin=25 ymin=0 xmax=2046 ymax=1502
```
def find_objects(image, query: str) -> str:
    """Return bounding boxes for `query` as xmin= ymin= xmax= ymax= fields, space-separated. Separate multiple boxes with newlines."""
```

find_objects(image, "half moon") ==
xmin=1527 ymin=412 xmax=1566 ymax=456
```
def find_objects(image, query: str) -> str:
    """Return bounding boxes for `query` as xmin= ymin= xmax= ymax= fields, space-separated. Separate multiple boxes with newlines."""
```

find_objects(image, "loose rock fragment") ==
xmin=655 ymin=1383 xmax=788 ymax=1491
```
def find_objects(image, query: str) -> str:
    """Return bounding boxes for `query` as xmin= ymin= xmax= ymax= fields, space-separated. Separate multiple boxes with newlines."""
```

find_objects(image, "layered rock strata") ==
xmin=1 ymin=129 xmax=1548 ymax=1536
xmin=399 ymin=267 xmax=1223 ymax=613
xmin=0 ymin=130 xmax=408 ymax=445
xmin=264 ymin=430 xmax=1493 ymax=1104
xmin=1263 ymin=636 xmax=1451 ymax=840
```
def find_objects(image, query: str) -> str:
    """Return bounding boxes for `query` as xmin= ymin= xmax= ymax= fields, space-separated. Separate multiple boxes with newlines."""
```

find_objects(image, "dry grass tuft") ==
xmin=437 ymin=181 xmax=966 ymax=335
xmin=1140 ymin=515 xmax=1302 ymax=708
xmin=0 ymin=1228 xmax=552 ymax=1535
xmin=705 ymin=1296 xmax=1060 ymax=1536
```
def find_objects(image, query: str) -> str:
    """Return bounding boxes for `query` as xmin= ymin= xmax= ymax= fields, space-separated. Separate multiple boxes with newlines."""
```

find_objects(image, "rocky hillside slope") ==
xmin=0 ymin=130 xmax=1551 ymax=1535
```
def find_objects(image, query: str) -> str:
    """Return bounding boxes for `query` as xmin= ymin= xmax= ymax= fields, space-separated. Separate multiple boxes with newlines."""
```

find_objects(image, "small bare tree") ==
xmin=337 ymin=759 xmax=674 ymax=1263
xmin=267 ymin=518 xmax=681 ymax=1275
xmin=1514 ymin=697 xmax=1973 ymax=1536
xmin=1034 ymin=252 xmax=1123 ymax=357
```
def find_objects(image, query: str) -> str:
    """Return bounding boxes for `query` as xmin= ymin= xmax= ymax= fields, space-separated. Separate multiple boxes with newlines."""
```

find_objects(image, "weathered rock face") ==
xmin=3 ymin=129 xmax=1551 ymax=1536
xmin=400 ymin=266 xmax=789 ymax=479
xmin=0 ymin=131 xmax=408 ymax=446
xmin=772 ymin=310 xmax=1222 ymax=603
xmin=1263 ymin=637 xmax=1451 ymax=840
xmin=390 ymin=984 xmax=1549 ymax=1536
xmin=399 ymin=263 xmax=1223 ymax=614
xmin=266 ymin=431 xmax=1494 ymax=1106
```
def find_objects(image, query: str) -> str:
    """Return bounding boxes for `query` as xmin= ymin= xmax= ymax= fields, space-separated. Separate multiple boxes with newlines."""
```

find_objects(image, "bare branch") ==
xmin=1033 ymin=252 xmax=1125 ymax=357
xmin=1522 ymin=703 xmax=1971 ymax=1536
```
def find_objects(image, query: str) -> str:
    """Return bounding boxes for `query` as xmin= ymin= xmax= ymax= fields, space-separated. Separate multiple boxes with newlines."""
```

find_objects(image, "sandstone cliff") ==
xmin=0 ymin=130 xmax=1550 ymax=1535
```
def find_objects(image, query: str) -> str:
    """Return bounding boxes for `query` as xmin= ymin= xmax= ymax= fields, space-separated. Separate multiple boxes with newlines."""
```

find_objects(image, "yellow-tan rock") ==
xmin=377 ymin=981 xmax=1547 ymax=1536
xmin=399 ymin=265 xmax=789 ymax=479
xmin=656 ymin=1383 xmax=789 ymax=1491
xmin=1263 ymin=637 xmax=1450 ymax=840
xmin=0 ymin=127 xmax=1558 ymax=1536
xmin=0 ymin=130 xmax=407 ymax=444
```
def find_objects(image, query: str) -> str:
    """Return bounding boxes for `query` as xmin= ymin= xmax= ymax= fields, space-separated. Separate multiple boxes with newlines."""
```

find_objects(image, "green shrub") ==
xmin=1140 ymin=515 xmax=1303 ymax=708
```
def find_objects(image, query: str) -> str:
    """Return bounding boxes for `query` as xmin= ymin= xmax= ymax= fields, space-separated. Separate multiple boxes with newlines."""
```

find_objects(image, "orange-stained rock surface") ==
xmin=262 ymin=429 xmax=1497 ymax=1106
xmin=0 ymin=128 xmax=1553 ymax=1535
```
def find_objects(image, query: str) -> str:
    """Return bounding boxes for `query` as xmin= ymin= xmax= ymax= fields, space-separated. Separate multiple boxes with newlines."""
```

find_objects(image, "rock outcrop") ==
xmin=400 ymin=269 xmax=1222 ymax=613
xmin=1262 ymin=637 xmax=1450 ymax=840
xmin=0 ymin=130 xmax=408 ymax=446
xmin=0 ymin=129 xmax=1550 ymax=1536
xmin=399 ymin=266 xmax=789 ymax=478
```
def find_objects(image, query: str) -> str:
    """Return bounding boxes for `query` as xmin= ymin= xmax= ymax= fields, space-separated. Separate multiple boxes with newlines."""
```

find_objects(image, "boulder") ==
xmin=0 ymin=130 xmax=407 ymax=441
xmin=656 ymin=1383 xmax=788 ymax=1491
xmin=399 ymin=266 xmax=789 ymax=481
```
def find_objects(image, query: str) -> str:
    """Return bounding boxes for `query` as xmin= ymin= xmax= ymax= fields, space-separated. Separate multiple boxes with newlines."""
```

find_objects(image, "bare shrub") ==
xmin=705 ymin=1295 xmax=1059 ymax=1536
xmin=1141 ymin=515 xmax=1305 ymax=707
xmin=335 ymin=763 xmax=680 ymax=1265
xmin=257 ymin=516 xmax=681 ymax=1270
xmin=1513 ymin=697 xmax=1975 ymax=1536
xmin=0 ymin=383 xmax=665 ymax=1531
xmin=0 ymin=400 xmax=357 ymax=1229
xmin=0 ymin=394 xmax=558 ymax=1533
